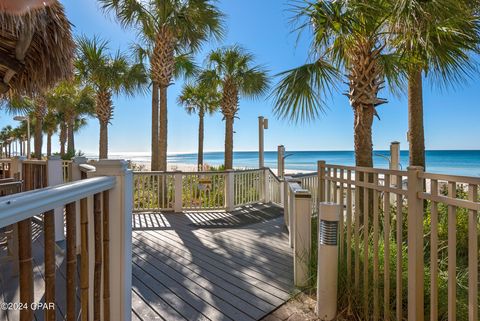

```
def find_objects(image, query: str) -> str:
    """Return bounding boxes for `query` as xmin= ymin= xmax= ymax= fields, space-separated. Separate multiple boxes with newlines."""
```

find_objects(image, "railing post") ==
xmin=174 ymin=171 xmax=183 ymax=213
xmin=47 ymin=155 xmax=65 ymax=241
xmin=277 ymin=145 xmax=285 ymax=179
xmin=407 ymin=166 xmax=424 ymax=321
xmin=390 ymin=142 xmax=400 ymax=190
xmin=318 ymin=160 xmax=326 ymax=203
xmin=263 ymin=168 xmax=270 ymax=203
xmin=225 ymin=170 xmax=235 ymax=211
xmin=90 ymin=160 xmax=133 ymax=321
xmin=10 ymin=156 xmax=25 ymax=180
xmin=283 ymin=176 xmax=291 ymax=228
xmin=72 ymin=157 xmax=88 ymax=253
xmin=293 ymin=187 xmax=312 ymax=287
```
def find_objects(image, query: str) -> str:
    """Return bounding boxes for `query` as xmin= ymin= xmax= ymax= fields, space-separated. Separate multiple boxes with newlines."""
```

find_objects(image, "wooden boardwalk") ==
xmin=0 ymin=203 xmax=294 ymax=321
xmin=131 ymin=203 xmax=294 ymax=321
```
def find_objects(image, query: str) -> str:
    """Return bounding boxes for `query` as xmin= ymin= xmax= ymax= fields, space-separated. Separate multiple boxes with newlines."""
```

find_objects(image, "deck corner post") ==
xmin=263 ymin=168 xmax=270 ymax=203
xmin=90 ymin=159 xmax=133 ymax=321
xmin=407 ymin=166 xmax=424 ymax=321
xmin=174 ymin=171 xmax=183 ymax=212
xmin=47 ymin=155 xmax=65 ymax=241
xmin=317 ymin=160 xmax=326 ymax=203
xmin=225 ymin=169 xmax=235 ymax=211
xmin=10 ymin=155 xmax=25 ymax=180
xmin=293 ymin=188 xmax=312 ymax=287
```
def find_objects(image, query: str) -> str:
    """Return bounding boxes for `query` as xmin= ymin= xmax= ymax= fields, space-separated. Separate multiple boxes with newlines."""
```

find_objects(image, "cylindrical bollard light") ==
xmin=316 ymin=202 xmax=341 ymax=320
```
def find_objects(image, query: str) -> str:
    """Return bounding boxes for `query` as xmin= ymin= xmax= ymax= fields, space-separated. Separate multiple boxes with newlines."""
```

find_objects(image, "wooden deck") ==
xmin=0 ymin=203 xmax=294 ymax=321
xmin=131 ymin=203 xmax=294 ymax=321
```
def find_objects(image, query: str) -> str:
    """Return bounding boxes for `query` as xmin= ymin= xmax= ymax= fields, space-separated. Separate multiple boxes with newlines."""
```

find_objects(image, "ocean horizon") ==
xmin=86 ymin=150 xmax=480 ymax=177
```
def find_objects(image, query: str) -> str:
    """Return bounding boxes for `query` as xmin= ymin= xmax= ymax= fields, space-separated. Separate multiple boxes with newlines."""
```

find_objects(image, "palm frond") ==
xmin=272 ymin=59 xmax=339 ymax=123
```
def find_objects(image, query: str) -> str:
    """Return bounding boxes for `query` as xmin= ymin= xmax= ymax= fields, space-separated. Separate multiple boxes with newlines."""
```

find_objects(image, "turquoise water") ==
xmin=102 ymin=150 xmax=480 ymax=177
xmin=166 ymin=150 xmax=480 ymax=177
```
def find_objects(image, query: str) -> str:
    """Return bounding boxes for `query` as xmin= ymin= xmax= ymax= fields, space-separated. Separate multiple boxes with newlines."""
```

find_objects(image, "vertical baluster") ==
xmin=430 ymin=180 xmax=439 ymax=321
xmin=80 ymin=198 xmax=89 ymax=321
xmin=363 ymin=171 xmax=369 ymax=318
xmin=103 ymin=191 xmax=110 ymax=321
xmin=93 ymin=194 xmax=103 ymax=321
xmin=383 ymin=174 xmax=391 ymax=321
xmin=346 ymin=170 xmax=353 ymax=312
xmin=65 ymin=202 xmax=77 ymax=321
xmin=396 ymin=174 xmax=403 ymax=321
xmin=18 ymin=218 xmax=33 ymax=321
xmin=447 ymin=181 xmax=456 ymax=321
xmin=44 ymin=209 xmax=56 ymax=321
xmin=467 ymin=183 xmax=478 ymax=321
xmin=339 ymin=169 xmax=345 ymax=263
xmin=373 ymin=173 xmax=379 ymax=321
xmin=333 ymin=168 xmax=338 ymax=203
xmin=354 ymin=170 xmax=360 ymax=295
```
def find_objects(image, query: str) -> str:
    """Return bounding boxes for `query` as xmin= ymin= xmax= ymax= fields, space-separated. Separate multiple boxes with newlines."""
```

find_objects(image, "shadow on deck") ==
xmin=131 ymin=203 xmax=294 ymax=321
xmin=0 ymin=203 xmax=294 ymax=321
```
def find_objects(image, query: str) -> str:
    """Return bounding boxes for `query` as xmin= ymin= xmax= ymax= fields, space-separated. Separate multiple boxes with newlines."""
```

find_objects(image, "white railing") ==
xmin=267 ymin=168 xmax=283 ymax=206
xmin=293 ymin=172 xmax=317 ymax=212
xmin=133 ymin=168 xmax=284 ymax=212
xmin=234 ymin=169 xmax=262 ymax=206
xmin=133 ymin=172 xmax=175 ymax=211
xmin=183 ymin=171 xmax=227 ymax=210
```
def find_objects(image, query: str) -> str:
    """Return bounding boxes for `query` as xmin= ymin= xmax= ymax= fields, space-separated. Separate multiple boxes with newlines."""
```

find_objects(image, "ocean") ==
xmin=101 ymin=150 xmax=480 ymax=177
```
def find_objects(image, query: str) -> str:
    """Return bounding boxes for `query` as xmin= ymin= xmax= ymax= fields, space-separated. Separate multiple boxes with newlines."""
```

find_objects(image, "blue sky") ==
xmin=1 ymin=0 xmax=479 ymax=154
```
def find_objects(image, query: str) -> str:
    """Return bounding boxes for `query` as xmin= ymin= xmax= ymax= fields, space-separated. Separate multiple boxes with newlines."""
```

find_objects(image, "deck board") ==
xmin=131 ymin=203 xmax=294 ymax=321
xmin=1 ymin=203 xmax=294 ymax=321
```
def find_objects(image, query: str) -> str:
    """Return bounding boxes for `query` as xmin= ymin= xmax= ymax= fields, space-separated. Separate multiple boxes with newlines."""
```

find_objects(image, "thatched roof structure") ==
xmin=0 ymin=1 xmax=74 ymax=97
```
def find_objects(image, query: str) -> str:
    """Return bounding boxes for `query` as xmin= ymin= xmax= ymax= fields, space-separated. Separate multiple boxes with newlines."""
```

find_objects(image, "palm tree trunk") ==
xmin=198 ymin=112 xmax=205 ymax=169
xmin=159 ymin=86 xmax=168 ymax=171
xmin=151 ymin=82 xmax=160 ymax=171
xmin=34 ymin=116 xmax=43 ymax=159
xmin=47 ymin=133 xmax=52 ymax=157
xmin=408 ymin=68 xmax=425 ymax=169
xmin=59 ymin=123 xmax=67 ymax=157
xmin=67 ymin=115 xmax=75 ymax=156
xmin=353 ymin=107 xmax=374 ymax=167
xmin=224 ymin=115 xmax=234 ymax=170
xmin=99 ymin=120 xmax=108 ymax=159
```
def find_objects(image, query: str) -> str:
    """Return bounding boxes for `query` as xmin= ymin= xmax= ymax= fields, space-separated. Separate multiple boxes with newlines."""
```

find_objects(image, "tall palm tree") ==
xmin=45 ymin=80 xmax=95 ymax=156
xmin=201 ymin=46 xmax=269 ymax=169
xmin=272 ymin=0 xmax=399 ymax=168
xmin=43 ymin=110 xmax=59 ymax=157
xmin=99 ymin=0 xmax=224 ymax=171
xmin=75 ymin=36 xmax=147 ymax=159
xmin=389 ymin=0 xmax=480 ymax=169
xmin=178 ymin=82 xmax=220 ymax=168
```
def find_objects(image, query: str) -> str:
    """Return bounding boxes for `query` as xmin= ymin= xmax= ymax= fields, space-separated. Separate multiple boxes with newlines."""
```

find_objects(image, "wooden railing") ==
xmin=316 ymin=161 xmax=479 ymax=321
xmin=133 ymin=172 xmax=175 ymax=211
xmin=133 ymin=168 xmax=283 ymax=212
xmin=0 ymin=177 xmax=116 ymax=321
xmin=0 ymin=159 xmax=11 ymax=179
xmin=267 ymin=168 xmax=283 ymax=206
xmin=22 ymin=160 xmax=48 ymax=191
xmin=62 ymin=160 xmax=72 ymax=183
xmin=233 ymin=169 xmax=261 ymax=206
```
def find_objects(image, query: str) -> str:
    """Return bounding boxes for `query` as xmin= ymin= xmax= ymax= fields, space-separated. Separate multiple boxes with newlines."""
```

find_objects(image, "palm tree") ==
xmin=43 ymin=110 xmax=59 ymax=157
xmin=45 ymin=80 xmax=95 ymax=157
xmin=178 ymin=82 xmax=220 ymax=168
xmin=201 ymin=46 xmax=269 ymax=169
xmin=389 ymin=0 xmax=479 ymax=169
xmin=99 ymin=0 xmax=224 ymax=171
xmin=75 ymin=35 xmax=147 ymax=159
xmin=272 ymin=0 xmax=399 ymax=168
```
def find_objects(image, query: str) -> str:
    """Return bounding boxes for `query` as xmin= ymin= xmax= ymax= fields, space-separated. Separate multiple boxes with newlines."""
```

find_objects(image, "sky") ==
xmin=1 ymin=0 xmax=480 ymax=155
